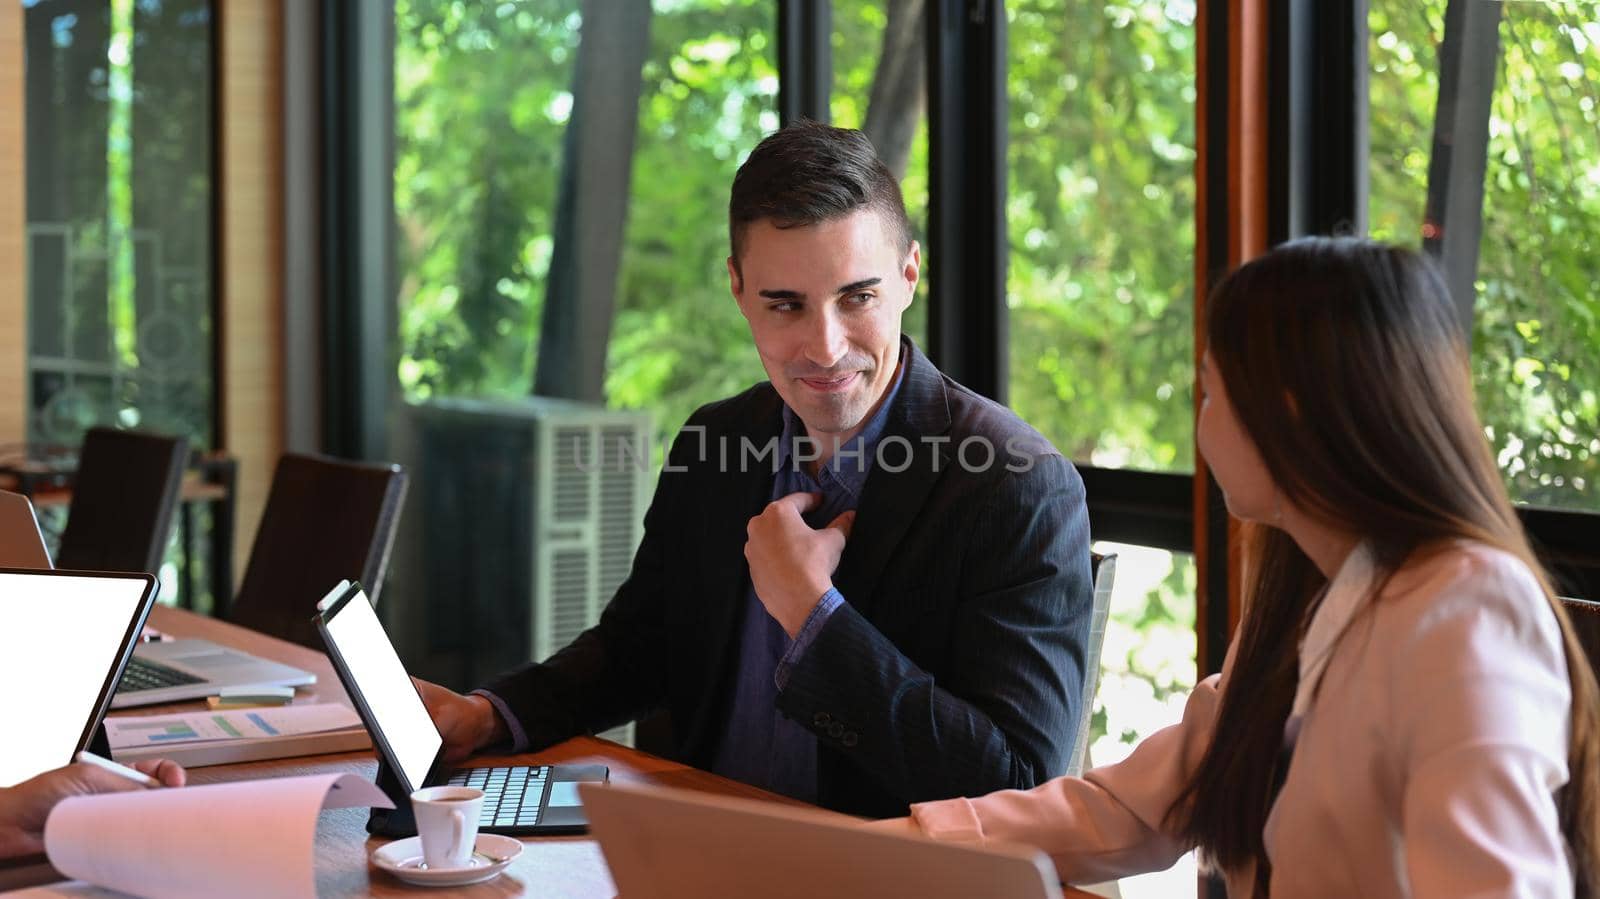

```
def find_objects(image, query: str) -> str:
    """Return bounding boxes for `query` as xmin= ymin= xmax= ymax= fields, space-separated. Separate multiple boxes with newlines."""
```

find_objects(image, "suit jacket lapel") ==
xmin=831 ymin=339 xmax=952 ymax=617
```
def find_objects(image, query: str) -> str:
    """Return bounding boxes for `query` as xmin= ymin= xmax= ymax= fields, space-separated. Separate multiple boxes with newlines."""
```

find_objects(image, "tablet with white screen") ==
xmin=316 ymin=581 xmax=607 ymax=836
xmin=0 ymin=568 xmax=157 ymax=787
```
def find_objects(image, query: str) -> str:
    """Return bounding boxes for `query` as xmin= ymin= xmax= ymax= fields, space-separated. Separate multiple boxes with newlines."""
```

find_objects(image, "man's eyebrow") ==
xmin=837 ymin=278 xmax=882 ymax=294
xmin=757 ymin=278 xmax=882 ymax=301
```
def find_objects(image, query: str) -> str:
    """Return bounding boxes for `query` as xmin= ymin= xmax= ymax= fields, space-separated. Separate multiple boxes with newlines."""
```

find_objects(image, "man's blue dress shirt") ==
xmin=708 ymin=359 xmax=907 ymax=802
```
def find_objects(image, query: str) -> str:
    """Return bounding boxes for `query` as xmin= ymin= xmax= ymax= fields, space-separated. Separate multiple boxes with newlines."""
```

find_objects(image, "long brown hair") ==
xmin=1165 ymin=237 xmax=1600 ymax=893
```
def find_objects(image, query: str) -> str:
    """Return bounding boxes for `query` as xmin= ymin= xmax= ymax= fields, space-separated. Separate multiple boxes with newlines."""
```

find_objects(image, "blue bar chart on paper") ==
xmin=103 ymin=704 xmax=361 ymax=749
xmin=112 ymin=720 xmax=205 ymax=743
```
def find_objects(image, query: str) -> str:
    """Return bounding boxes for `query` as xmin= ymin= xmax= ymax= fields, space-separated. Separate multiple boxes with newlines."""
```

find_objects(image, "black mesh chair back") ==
xmin=56 ymin=427 xmax=189 ymax=574
xmin=228 ymin=453 xmax=408 ymax=648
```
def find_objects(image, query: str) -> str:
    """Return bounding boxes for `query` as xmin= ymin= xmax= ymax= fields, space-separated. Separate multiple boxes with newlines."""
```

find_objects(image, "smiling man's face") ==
xmin=729 ymin=209 xmax=920 ymax=449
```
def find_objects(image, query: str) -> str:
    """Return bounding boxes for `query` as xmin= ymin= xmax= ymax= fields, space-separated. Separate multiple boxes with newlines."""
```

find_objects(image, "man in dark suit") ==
xmin=416 ymin=121 xmax=1093 ymax=818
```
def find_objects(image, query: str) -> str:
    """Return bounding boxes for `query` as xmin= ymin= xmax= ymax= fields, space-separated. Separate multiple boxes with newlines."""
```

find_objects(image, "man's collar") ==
xmin=884 ymin=335 xmax=951 ymax=438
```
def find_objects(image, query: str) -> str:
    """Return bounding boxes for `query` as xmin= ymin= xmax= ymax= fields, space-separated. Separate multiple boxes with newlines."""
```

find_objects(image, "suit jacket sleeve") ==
xmin=775 ymin=454 xmax=1093 ymax=805
xmin=479 ymin=422 xmax=694 ymax=750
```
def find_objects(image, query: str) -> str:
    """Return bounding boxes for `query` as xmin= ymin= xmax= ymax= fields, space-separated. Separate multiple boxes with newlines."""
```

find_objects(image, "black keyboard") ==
xmin=446 ymin=765 xmax=550 ymax=829
xmin=118 ymin=656 xmax=205 ymax=692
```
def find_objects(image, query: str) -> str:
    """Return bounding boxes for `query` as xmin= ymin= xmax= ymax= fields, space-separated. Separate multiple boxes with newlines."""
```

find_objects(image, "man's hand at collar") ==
xmin=745 ymin=491 xmax=854 ymax=638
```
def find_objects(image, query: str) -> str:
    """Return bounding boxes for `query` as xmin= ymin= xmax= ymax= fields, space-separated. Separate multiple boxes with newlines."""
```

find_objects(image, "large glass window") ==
xmin=608 ymin=1 xmax=777 ymax=438
xmin=1370 ymin=0 xmax=1600 ymax=512
xmin=1006 ymin=0 xmax=1197 ymax=474
xmin=23 ymin=0 xmax=214 ymax=448
xmin=21 ymin=0 xmax=216 ymax=608
xmin=392 ymin=1 xmax=579 ymax=404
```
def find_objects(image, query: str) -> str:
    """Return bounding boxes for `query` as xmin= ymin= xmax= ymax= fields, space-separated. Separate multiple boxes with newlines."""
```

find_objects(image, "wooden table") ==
xmin=7 ymin=607 xmax=1094 ymax=898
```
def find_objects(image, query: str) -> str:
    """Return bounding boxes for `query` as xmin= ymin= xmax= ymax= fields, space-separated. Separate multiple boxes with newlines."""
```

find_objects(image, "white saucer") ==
xmin=371 ymin=833 xmax=523 ymax=887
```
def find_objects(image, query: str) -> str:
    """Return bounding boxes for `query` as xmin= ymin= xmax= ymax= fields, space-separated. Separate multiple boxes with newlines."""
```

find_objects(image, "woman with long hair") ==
xmin=879 ymin=237 xmax=1600 ymax=897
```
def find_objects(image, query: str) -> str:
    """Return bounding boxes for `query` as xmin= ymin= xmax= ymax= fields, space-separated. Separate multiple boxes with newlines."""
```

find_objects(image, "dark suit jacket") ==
xmin=485 ymin=339 xmax=1093 ymax=818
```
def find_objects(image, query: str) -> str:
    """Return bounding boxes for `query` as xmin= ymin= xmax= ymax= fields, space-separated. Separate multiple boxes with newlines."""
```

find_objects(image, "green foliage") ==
xmin=606 ymin=1 xmax=778 ymax=443
xmin=1005 ymin=0 xmax=1198 ymax=472
xmin=394 ymin=0 xmax=581 ymax=400
xmin=1370 ymin=1 xmax=1600 ymax=511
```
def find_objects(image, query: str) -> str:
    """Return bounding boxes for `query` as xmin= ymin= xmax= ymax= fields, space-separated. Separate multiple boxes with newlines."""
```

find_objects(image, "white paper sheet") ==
xmin=103 ymin=704 xmax=362 ymax=750
xmin=1 ymin=885 xmax=133 ymax=898
xmin=40 ymin=773 xmax=393 ymax=899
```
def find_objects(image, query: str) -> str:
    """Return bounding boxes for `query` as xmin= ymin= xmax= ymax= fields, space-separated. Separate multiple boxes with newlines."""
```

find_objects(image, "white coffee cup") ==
xmin=411 ymin=786 xmax=484 ymax=869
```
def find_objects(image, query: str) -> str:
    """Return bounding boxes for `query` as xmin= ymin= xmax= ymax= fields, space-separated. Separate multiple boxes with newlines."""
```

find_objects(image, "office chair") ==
xmin=55 ymin=427 xmax=189 ymax=575
xmin=1073 ymin=552 xmax=1125 ymax=899
xmin=226 ymin=453 xmax=408 ymax=649
xmin=1067 ymin=552 xmax=1117 ymax=778
xmin=1560 ymin=597 xmax=1600 ymax=684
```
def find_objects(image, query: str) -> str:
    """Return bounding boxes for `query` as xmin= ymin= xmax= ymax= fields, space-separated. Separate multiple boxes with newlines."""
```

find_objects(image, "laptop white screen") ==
xmin=0 ymin=572 xmax=150 ymax=787
xmin=324 ymin=590 xmax=442 ymax=793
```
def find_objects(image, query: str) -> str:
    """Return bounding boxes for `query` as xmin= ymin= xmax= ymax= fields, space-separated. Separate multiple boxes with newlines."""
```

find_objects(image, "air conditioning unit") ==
xmin=386 ymin=396 xmax=652 ymax=748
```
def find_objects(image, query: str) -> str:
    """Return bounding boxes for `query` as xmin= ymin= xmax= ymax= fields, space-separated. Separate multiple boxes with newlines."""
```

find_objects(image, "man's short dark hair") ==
xmin=728 ymin=120 xmax=912 ymax=275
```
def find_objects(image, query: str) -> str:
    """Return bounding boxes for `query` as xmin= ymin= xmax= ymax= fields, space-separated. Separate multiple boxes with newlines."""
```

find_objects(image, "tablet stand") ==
xmin=365 ymin=757 xmax=417 ymax=837
xmin=87 ymin=722 xmax=112 ymax=759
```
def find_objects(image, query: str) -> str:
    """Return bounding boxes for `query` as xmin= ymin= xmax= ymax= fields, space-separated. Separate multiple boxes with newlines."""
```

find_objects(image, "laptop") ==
xmin=0 ymin=568 xmax=157 ymax=787
xmin=0 ymin=490 xmax=52 ymax=568
xmin=581 ymin=781 xmax=1066 ymax=899
xmin=0 ymin=489 xmax=317 ymax=709
xmin=314 ymin=580 xmax=608 ymax=836
xmin=110 ymin=637 xmax=318 ymax=709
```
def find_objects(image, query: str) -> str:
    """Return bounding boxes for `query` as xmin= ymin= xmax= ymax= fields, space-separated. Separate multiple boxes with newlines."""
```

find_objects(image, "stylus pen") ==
xmin=74 ymin=751 xmax=160 ymax=788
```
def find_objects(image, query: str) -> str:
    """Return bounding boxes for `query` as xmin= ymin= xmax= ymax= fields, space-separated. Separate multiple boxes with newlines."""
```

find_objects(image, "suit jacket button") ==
xmin=814 ymin=712 xmax=831 ymax=728
xmin=841 ymin=731 xmax=858 ymax=747
xmin=828 ymin=722 xmax=844 ymax=739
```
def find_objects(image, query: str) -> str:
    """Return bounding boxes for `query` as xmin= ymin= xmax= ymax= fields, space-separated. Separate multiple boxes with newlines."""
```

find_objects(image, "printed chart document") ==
xmin=24 ymin=773 xmax=392 ymax=899
xmin=104 ymin=704 xmax=360 ymax=748
xmin=104 ymin=704 xmax=369 ymax=768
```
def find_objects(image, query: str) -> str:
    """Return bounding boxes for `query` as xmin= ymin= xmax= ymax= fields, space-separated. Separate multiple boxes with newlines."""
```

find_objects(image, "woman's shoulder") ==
xmin=1376 ymin=540 xmax=1563 ymax=668
xmin=1365 ymin=541 xmax=1572 ymax=782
